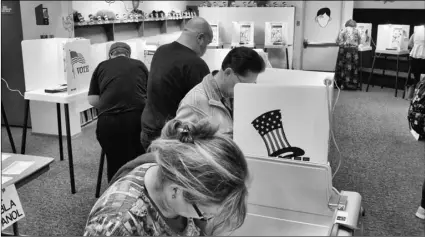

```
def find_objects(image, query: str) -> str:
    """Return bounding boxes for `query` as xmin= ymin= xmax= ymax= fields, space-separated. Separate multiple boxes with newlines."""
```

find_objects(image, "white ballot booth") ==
xmin=356 ymin=23 xmax=372 ymax=51
xmin=232 ymin=21 xmax=255 ymax=48
xmin=376 ymin=24 xmax=410 ymax=53
xmin=22 ymin=38 xmax=93 ymax=136
xmin=232 ymin=69 xmax=364 ymax=236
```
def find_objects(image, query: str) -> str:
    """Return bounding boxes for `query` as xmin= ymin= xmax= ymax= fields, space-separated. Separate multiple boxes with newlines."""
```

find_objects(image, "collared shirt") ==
xmin=175 ymin=74 xmax=233 ymax=135
xmin=84 ymin=163 xmax=201 ymax=236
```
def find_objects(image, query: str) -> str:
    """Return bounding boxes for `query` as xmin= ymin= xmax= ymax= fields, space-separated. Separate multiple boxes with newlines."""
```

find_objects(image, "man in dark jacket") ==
xmin=141 ymin=17 xmax=212 ymax=151
xmin=88 ymin=42 xmax=149 ymax=182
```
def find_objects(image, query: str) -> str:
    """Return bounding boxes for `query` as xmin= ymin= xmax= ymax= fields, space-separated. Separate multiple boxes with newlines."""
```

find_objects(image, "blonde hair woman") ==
xmin=334 ymin=19 xmax=361 ymax=90
xmin=84 ymin=119 xmax=249 ymax=236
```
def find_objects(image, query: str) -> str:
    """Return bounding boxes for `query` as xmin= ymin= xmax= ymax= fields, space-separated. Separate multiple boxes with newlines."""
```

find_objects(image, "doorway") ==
xmin=301 ymin=1 xmax=344 ymax=72
xmin=1 ymin=1 xmax=28 ymax=127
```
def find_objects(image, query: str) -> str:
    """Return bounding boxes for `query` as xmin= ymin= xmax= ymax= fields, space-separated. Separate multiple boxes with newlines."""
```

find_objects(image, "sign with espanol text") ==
xmin=64 ymin=39 xmax=91 ymax=94
xmin=1 ymin=185 xmax=25 ymax=230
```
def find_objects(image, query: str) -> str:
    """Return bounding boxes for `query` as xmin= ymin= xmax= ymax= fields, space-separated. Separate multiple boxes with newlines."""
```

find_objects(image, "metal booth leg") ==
xmin=64 ymin=104 xmax=76 ymax=194
xmin=56 ymin=103 xmax=64 ymax=161
xmin=2 ymin=102 xmax=17 ymax=153
xmin=20 ymin=100 xmax=30 ymax=154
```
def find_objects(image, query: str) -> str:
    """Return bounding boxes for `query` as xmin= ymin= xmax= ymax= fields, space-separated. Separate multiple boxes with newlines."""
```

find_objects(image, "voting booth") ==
xmin=231 ymin=156 xmax=364 ymax=236
xmin=376 ymin=24 xmax=410 ymax=52
xmin=234 ymin=82 xmax=330 ymax=164
xmin=210 ymin=22 xmax=222 ymax=47
xmin=232 ymin=21 xmax=255 ymax=48
xmin=356 ymin=23 xmax=372 ymax=51
xmin=22 ymin=38 xmax=92 ymax=94
xmin=232 ymin=69 xmax=364 ymax=236
xmin=264 ymin=22 xmax=288 ymax=48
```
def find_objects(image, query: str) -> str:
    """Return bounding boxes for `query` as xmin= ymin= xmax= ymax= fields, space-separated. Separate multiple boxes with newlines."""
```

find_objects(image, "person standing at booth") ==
xmin=88 ymin=42 xmax=149 ymax=182
xmin=406 ymin=24 xmax=425 ymax=100
xmin=175 ymin=47 xmax=266 ymax=135
xmin=334 ymin=19 xmax=361 ymax=90
xmin=141 ymin=17 xmax=213 ymax=151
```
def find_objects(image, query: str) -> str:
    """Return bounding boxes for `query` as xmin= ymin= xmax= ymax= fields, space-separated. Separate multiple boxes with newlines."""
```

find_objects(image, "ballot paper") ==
xmin=1 ymin=153 xmax=13 ymax=161
xmin=2 ymin=161 xmax=34 ymax=175
xmin=1 ymin=176 xmax=13 ymax=184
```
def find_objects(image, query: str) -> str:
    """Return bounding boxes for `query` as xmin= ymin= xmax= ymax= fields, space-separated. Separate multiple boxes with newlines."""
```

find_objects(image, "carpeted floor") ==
xmin=1 ymin=85 xmax=425 ymax=236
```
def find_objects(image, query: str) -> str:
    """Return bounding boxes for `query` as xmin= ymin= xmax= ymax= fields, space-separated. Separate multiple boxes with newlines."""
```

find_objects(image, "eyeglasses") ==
xmin=192 ymin=203 xmax=214 ymax=221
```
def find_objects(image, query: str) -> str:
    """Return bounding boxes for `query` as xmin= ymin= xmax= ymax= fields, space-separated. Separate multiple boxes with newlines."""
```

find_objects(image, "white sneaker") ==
xmin=416 ymin=206 xmax=425 ymax=220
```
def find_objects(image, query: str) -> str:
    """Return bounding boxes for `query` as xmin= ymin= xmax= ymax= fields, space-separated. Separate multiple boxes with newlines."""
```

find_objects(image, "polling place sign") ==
xmin=1 ymin=185 xmax=25 ymax=230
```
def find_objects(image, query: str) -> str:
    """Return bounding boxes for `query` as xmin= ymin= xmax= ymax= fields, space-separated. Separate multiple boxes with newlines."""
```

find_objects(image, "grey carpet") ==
xmin=1 ymin=85 xmax=425 ymax=236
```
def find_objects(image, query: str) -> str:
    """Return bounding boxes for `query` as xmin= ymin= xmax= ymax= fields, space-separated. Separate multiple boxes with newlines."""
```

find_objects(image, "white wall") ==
xmin=20 ymin=1 xmax=74 ymax=40
xmin=354 ymin=1 xmax=425 ymax=9
xmin=72 ymin=1 xmax=189 ymax=20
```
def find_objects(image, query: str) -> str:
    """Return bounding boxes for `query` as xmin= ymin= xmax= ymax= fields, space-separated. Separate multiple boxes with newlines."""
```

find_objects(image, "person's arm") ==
xmin=408 ymin=34 xmax=414 ymax=49
xmin=88 ymin=65 xmax=101 ymax=108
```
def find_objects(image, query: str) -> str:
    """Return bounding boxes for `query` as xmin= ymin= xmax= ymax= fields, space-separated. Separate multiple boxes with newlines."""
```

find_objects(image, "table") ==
xmin=21 ymin=88 xmax=88 ymax=194
xmin=365 ymin=49 xmax=411 ymax=97
xmin=1 ymin=153 xmax=54 ymax=236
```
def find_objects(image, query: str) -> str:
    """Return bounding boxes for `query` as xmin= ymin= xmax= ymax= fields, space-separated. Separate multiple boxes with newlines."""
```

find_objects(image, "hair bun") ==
xmin=179 ymin=124 xmax=194 ymax=144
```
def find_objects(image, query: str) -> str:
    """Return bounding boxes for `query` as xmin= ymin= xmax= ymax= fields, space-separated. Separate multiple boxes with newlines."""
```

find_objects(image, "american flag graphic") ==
xmin=252 ymin=109 xmax=305 ymax=158
xmin=70 ymin=51 xmax=86 ymax=66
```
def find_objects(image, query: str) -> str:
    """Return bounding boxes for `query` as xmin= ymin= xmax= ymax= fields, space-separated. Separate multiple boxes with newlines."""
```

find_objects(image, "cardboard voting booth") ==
xmin=210 ymin=22 xmax=222 ymax=47
xmin=356 ymin=23 xmax=372 ymax=51
xmin=231 ymin=156 xmax=364 ymax=236
xmin=376 ymin=24 xmax=410 ymax=52
xmin=232 ymin=21 xmax=255 ymax=48
xmin=265 ymin=22 xmax=288 ymax=48
xmin=22 ymin=38 xmax=92 ymax=94
xmin=234 ymin=83 xmax=330 ymax=165
xmin=143 ymin=45 xmax=158 ymax=71
xmin=201 ymin=48 xmax=231 ymax=72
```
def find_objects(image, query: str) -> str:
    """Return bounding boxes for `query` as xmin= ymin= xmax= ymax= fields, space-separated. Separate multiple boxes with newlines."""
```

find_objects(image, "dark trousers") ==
xmin=96 ymin=110 xmax=145 ymax=182
xmin=140 ymin=126 xmax=162 ymax=152
xmin=422 ymin=178 xmax=425 ymax=208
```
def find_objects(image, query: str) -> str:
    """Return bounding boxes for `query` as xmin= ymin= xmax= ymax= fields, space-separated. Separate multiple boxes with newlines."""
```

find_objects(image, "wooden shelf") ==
xmin=74 ymin=17 xmax=193 ymax=43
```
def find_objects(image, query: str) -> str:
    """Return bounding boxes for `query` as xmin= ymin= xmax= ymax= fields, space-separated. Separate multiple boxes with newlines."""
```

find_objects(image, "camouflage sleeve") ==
xmin=83 ymin=213 xmax=142 ymax=236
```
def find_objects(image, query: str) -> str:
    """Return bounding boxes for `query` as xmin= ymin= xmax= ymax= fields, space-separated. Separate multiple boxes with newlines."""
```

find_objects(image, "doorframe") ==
xmin=299 ymin=1 xmax=354 ymax=70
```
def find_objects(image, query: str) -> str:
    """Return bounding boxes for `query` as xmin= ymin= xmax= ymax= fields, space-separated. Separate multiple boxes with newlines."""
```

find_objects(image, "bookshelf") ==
xmin=80 ymin=107 xmax=98 ymax=127
xmin=74 ymin=17 xmax=193 ymax=43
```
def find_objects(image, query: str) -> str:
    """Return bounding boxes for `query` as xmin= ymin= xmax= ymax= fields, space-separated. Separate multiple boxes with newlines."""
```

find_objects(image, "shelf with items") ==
xmin=80 ymin=107 xmax=98 ymax=127
xmin=74 ymin=17 xmax=193 ymax=43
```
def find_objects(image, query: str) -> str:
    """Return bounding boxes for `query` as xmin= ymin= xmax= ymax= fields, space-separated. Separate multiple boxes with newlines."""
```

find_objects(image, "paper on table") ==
xmin=2 ymin=161 xmax=34 ymax=175
xmin=1 ymin=153 xmax=13 ymax=161
xmin=2 ymin=176 xmax=13 ymax=184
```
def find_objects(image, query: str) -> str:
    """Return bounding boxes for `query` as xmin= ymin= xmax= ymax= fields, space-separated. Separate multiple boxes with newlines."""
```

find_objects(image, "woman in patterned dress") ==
xmin=334 ymin=19 xmax=361 ymax=90
xmin=84 ymin=118 xmax=249 ymax=236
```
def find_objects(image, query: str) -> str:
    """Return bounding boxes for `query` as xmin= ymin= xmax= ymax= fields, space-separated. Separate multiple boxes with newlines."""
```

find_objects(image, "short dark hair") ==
xmin=317 ymin=7 xmax=331 ymax=17
xmin=221 ymin=47 xmax=266 ymax=77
